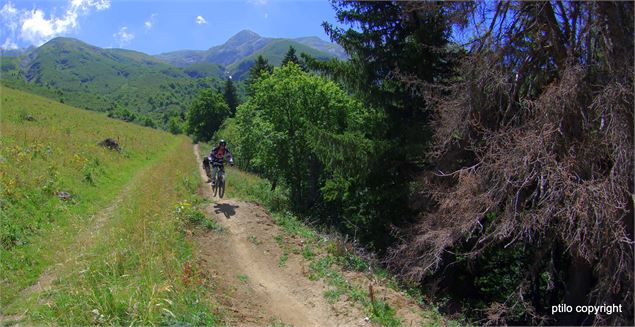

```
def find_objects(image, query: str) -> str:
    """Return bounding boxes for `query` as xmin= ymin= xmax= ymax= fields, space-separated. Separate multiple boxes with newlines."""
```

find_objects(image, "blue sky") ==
xmin=0 ymin=0 xmax=343 ymax=54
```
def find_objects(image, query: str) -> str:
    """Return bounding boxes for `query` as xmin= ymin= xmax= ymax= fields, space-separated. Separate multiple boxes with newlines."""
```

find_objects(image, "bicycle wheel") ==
xmin=218 ymin=173 xmax=225 ymax=198
xmin=212 ymin=175 xmax=218 ymax=197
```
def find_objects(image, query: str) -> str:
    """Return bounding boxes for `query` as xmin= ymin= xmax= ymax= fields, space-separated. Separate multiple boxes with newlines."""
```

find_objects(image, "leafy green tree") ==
xmin=186 ymin=89 xmax=230 ymax=142
xmin=223 ymin=77 xmax=239 ymax=115
xmin=167 ymin=116 xmax=183 ymax=134
xmin=246 ymin=55 xmax=273 ymax=96
xmin=231 ymin=63 xmax=378 ymax=212
xmin=109 ymin=106 xmax=137 ymax=122
xmin=141 ymin=116 xmax=156 ymax=128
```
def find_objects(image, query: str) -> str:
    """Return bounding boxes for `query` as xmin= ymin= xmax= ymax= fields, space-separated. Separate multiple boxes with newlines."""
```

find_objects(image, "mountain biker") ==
xmin=203 ymin=139 xmax=234 ymax=186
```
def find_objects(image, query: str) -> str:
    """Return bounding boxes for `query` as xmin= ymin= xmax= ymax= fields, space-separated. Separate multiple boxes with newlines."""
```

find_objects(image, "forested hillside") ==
xmin=0 ymin=31 xmax=341 ymax=130
xmin=0 ymin=37 xmax=221 ymax=129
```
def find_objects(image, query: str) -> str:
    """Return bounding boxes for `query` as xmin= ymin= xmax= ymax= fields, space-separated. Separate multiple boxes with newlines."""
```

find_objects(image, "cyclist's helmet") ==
xmin=219 ymin=139 xmax=226 ymax=146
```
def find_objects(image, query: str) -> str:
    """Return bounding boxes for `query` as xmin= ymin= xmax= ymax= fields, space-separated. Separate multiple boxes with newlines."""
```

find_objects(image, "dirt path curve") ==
xmin=192 ymin=144 xmax=368 ymax=327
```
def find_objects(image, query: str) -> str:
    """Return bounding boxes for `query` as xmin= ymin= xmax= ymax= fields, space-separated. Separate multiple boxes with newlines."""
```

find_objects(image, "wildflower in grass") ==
xmin=174 ymin=200 xmax=191 ymax=214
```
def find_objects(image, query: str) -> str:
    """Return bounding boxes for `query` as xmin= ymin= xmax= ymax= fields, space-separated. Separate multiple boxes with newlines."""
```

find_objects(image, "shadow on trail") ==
xmin=214 ymin=203 xmax=239 ymax=219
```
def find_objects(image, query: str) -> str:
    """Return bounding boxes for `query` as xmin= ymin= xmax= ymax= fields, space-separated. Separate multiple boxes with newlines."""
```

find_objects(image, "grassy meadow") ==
xmin=0 ymin=86 xmax=220 ymax=324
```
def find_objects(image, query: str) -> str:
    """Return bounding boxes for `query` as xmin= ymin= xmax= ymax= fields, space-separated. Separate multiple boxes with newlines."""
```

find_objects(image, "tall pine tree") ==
xmin=223 ymin=77 xmax=239 ymax=115
xmin=246 ymin=55 xmax=273 ymax=96
xmin=308 ymin=1 xmax=454 ymax=249
xmin=281 ymin=46 xmax=306 ymax=71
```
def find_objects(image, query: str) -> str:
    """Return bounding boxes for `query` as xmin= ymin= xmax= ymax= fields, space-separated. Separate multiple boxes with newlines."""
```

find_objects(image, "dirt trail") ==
xmin=192 ymin=144 xmax=368 ymax=327
xmin=0 ymin=162 xmax=150 ymax=325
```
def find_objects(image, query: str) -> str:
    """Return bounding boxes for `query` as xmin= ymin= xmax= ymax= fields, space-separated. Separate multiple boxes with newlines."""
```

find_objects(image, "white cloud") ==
xmin=1 ymin=37 xmax=18 ymax=50
xmin=20 ymin=9 xmax=55 ymax=45
xmin=0 ymin=0 xmax=110 ymax=47
xmin=264 ymin=12 xmax=269 ymax=19
xmin=78 ymin=0 xmax=111 ymax=11
xmin=144 ymin=13 xmax=157 ymax=30
xmin=113 ymin=26 xmax=134 ymax=47
xmin=0 ymin=2 xmax=17 ymax=15
xmin=0 ymin=2 xmax=19 ymax=32
xmin=248 ymin=0 xmax=268 ymax=5
xmin=195 ymin=15 xmax=207 ymax=25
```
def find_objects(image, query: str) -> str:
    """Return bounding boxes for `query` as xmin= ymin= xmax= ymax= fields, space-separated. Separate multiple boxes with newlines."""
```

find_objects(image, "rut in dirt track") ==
xmin=192 ymin=144 xmax=368 ymax=327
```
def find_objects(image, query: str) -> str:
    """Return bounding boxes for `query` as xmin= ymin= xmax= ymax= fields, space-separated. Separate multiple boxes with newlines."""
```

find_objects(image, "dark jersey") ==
xmin=208 ymin=146 xmax=233 ymax=164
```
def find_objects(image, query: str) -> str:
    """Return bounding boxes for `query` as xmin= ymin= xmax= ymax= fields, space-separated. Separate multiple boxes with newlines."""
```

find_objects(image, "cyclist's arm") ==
xmin=226 ymin=149 xmax=234 ymax=164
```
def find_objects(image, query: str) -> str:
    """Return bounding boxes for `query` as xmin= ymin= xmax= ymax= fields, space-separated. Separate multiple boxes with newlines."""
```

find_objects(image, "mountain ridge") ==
xmin=1 ymin=36 xmax=220 ymax=127
xmin=0 ymin=31 xmax=346 ymax=127
xmin=155 ymin=29 xmax=347 ymax=68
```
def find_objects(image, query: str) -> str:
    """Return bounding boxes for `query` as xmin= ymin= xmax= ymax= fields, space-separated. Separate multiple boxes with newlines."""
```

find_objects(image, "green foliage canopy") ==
xmin=222 ymin=63 xmax=379 ymax=211
xmin=186 ymin=89 xmax=230 ymax=142
xmin=246 ymin=55 xmax=273 ymax=96
xmin=223 ymin=77 xmax=240 ymax=115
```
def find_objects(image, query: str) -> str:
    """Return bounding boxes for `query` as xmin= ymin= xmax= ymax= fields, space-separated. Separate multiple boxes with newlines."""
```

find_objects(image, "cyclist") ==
xmin=203 ymin=139 xmax=234 ymax=186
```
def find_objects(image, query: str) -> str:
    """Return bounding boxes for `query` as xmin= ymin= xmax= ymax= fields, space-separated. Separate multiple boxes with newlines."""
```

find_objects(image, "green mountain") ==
xmin=1 ymin=37 xmax=222 ymax=126
xmin=156 ymin=30 xmax=346 ymax=79
xmin=0 ymin=31 xmax=346 ymax=127
xmin=293 ymin=36 xmax=347 ymax=58
xmin=183 ymin=62 xmax=225 ymax=78
xmin=227 ymin=39 xmax=335 ymax=80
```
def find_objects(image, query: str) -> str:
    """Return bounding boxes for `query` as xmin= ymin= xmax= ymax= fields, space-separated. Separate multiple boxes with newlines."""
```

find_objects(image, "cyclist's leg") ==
xmin=203 ymin=157 xmax=211 ymax=179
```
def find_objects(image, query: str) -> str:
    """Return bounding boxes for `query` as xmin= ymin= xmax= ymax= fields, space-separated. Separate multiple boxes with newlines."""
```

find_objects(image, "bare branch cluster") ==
xmin=387 ymin=1 xmax=634 ymax=324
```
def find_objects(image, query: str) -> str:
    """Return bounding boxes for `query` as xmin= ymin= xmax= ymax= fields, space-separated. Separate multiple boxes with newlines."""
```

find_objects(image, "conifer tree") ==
xmin=281 ymin=46 xmax=306 ymax=71
xmin=246 ymin=55 xmax=273 ymax=96
xmin=223 ymin=77 xmax=239 ymax=115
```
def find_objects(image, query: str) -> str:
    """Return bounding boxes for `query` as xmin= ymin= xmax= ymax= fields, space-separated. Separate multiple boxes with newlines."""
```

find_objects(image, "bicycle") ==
xmin=210 ymin=158 xmax=235 ymax=198
xmin=210 ymin=161 xmax=225 ymax=198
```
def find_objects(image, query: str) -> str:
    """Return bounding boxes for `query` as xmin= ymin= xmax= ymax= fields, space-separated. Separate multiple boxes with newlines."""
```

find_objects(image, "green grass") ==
xmin=2 ymin=86 xmax=170 ymax=305
xmin=306 ymin=253 xmax=402 ymax=325
xmin=323 ymin=289 xmax=341 ymax=303
xmin=24 ymin=138 xmax=220 ymax=325
xmin=272 ymin=234 xmax=290 ymax=268
xmin=174 ymin=197 xmax=225 ymax=232
xmin=278 ymin=251 xmax=289 ymax=268
xmin=236 ymin=274 xmax=249 ymax=284
xmin=302 ymin=244 xmax=316 ymax=260
xmin=0 ymin=87 xmax=221 ymax=324
xmin=248 ymin=235 xmax=262 ymax=245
